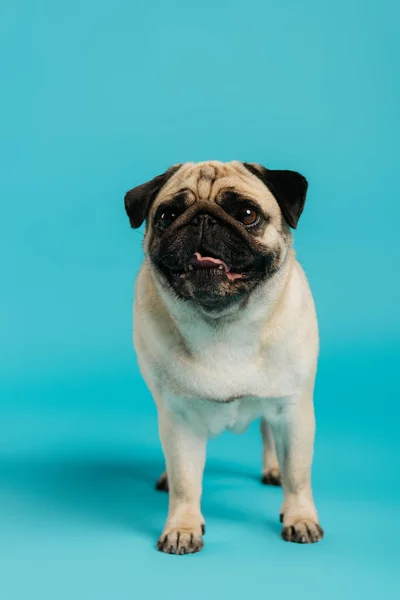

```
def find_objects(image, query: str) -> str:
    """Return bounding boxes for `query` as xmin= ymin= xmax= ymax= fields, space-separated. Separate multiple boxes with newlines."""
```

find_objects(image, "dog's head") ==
xmin=125 ymin=161 xmax=308 ymax=312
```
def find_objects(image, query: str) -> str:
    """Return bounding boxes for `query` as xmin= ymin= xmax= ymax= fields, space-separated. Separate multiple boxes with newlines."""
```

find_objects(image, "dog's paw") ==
xmin=281 ymin=519 xmax=324 ymax=544
xmin=155 ymin=472 xmax=169 ymax=492
xmin=261 ymin=467 xmax=281 ymax=486
xmin=157 ymin=524 xmax=205 ymax=555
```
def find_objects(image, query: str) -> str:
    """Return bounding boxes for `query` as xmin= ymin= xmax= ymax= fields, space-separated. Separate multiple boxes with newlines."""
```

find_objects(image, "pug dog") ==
xmin=124 ymin=161 xmax=323 ymax=554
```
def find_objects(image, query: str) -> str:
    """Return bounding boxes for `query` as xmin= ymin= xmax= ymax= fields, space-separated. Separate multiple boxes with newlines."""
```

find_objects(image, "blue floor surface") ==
xmin=0 ymin=344 xmax=399 ymax=599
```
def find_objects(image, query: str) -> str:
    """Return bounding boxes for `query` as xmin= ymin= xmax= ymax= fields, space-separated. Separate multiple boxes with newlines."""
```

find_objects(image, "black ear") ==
xmin=243 ymin=163 xmax=308 ymax=229
xmin=124 ymin=165 xmax=182 ymax=228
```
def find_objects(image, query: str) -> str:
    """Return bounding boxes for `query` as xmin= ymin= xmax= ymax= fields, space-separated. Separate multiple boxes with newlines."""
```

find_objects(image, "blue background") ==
xmin=1 ymin=1 xmax=399 ymax=598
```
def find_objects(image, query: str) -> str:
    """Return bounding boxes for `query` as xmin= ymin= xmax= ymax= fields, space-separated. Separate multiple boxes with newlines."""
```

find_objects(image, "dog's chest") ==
xmin=160 ymin=325 xmax=301 ymax=404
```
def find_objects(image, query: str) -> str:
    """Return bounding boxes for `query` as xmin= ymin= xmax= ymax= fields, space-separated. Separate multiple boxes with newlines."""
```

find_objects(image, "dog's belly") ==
xmin=138 ymin=346 xmax=303 ymax=436
xmin=169 ymin=394 xmax=284 ymax=437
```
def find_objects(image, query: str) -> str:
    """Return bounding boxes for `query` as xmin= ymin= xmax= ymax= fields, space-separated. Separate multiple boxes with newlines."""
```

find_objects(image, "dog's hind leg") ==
xmin=155 ymin=470 xmax=169 ymax=492
xmin=260 ymin=418 xmax=281 ymax=486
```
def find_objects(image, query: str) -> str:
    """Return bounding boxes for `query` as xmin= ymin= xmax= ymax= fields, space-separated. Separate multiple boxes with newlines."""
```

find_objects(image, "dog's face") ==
xmin=125 ymin=161 xmax=308 ymax=312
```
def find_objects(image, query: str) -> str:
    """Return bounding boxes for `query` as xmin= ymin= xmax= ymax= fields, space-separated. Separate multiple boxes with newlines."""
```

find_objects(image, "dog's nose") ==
xmin=191 ymin=213 xmax=218 ymax=226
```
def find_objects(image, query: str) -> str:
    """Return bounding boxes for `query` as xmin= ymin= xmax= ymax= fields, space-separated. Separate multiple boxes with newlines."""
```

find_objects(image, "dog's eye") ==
xmin=156 ymin=209 xmax=178 ymax=230
xmin=235 ymin=206 xmax=259 ymax=227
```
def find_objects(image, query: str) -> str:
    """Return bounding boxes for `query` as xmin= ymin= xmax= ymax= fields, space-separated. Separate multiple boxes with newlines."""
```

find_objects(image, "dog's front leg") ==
xmin=270 ymin=384 xmax=324 ymax=544
xmin=156 ymin=406 xmax=207 ymax=555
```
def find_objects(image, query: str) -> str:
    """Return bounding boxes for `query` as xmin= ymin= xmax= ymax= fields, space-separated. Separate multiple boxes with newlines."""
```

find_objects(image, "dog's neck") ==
xmin=146 ymin=249 xmax=295 ymax=354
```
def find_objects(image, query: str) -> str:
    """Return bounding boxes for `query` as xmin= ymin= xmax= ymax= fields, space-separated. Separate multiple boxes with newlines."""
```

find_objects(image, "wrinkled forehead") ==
xmin=152 ymin=160 xmax=281 ymax=217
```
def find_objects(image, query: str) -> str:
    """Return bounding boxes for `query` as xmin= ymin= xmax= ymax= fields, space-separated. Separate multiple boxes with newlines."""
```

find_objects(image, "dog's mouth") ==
xmin=172 ymin=252 xmax=246 ymax=281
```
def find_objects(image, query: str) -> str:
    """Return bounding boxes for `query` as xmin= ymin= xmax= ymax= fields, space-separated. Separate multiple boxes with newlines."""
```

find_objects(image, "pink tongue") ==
xmin=188 ymin=252 xmax=245 ymax=280
xmin=226 ymin=272 xmax=244 ymax=280
xmin=191 ymin=252 xmax=229 ymax=271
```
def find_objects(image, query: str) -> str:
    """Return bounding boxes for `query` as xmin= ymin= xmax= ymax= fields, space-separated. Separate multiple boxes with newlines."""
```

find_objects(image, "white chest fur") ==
xmin=134 ymin=259 xmax=318 ymax=436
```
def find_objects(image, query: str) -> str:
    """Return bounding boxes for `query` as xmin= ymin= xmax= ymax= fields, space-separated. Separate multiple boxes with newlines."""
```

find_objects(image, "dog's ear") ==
xmin=124 ymin=164 xmax=182 ymax=229
xmin=243 ymin=163 xmax=308 ymax=229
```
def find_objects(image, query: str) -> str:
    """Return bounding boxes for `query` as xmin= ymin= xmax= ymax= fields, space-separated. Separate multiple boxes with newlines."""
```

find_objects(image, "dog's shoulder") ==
xmin=260 ymin=255 xmax=317 ymax=342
